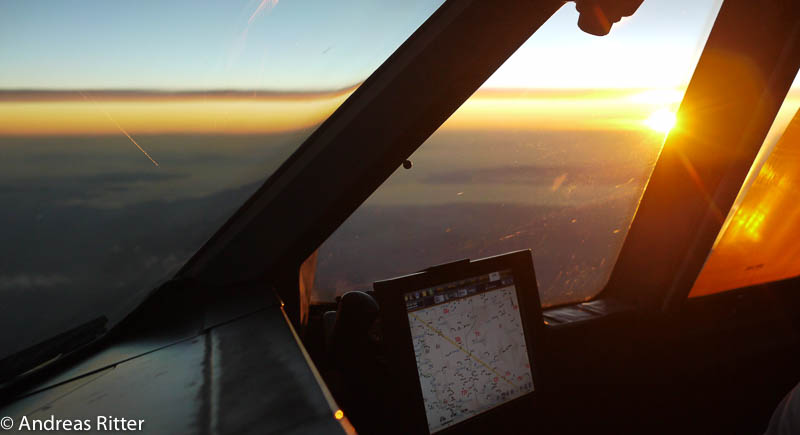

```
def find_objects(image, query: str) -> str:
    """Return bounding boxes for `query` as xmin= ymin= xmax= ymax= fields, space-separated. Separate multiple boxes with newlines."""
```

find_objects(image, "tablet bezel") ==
xmin=374 ymin=250 xmax=544 ymax=435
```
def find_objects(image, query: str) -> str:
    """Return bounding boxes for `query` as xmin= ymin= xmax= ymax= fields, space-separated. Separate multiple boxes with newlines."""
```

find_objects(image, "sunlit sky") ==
xmin=0 ymin=0 xmax=772 ymax=136
xmin=0 ymin=0 xmax=443 ymax=90
xmin=2 ymin=0 xmax=800 ymax=332
xmin=1 ymin=0 xmax=721 ymax=90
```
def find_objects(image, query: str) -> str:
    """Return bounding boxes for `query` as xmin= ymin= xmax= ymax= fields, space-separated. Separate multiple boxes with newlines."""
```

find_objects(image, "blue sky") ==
xmin=0 ymin=0 xmax=721 ymax=90
xmin=488 ymin=0 xmax=722 ymax=88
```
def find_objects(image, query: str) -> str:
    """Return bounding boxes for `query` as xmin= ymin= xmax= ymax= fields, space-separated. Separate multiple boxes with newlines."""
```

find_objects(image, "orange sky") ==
xmin=0 ymin=89 xmax=354 ymax=136
xmin=0 ymin=88 xmax=694 ymax=136
xmin=3 ymin=88 xmax=798 ymax=136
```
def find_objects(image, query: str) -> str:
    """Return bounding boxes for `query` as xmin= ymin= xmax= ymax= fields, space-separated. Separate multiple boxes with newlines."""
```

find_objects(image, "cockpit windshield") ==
xmin=0 ymin=0 xmax=444 ymax=361
xmin=312 ymin=0 xmax=723 ymax=307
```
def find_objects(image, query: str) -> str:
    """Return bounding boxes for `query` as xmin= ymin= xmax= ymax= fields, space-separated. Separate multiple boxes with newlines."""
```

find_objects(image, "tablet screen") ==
xmin=403 ymin=269 xmax=535 ymax=433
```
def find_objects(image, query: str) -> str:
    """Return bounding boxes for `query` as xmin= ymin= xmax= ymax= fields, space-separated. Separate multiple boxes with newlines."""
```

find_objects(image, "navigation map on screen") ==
xmin=404 ymin=270 xmax=535 ymax=433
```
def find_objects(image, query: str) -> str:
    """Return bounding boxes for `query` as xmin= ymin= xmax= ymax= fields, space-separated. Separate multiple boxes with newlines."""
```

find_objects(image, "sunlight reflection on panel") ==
xmin=691 ymin=107 xmax=800 ymax=297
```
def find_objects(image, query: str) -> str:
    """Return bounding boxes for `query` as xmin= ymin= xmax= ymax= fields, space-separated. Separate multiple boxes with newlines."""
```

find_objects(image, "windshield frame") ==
xmin=0 ymin=0 xmax=565 ymax=386
xmin=177 ymin=0 xmax=565 ymax=318
xmin=5 ymin=0 xmax=800 ymax=387
xmin=602 ymin=0 xmax=800 ymax=310
xmin=182 ymin=0 xmax=800 ymax=317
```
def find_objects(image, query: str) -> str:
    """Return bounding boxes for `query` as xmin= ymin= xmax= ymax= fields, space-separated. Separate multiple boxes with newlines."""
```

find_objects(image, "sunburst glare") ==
xmin=644 ymin=108 xmax=677 ymax=133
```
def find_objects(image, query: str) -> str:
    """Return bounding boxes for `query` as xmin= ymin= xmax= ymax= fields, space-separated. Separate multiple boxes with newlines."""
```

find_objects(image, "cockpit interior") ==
xmin=2 ymin=0 xmax=800 ymax=433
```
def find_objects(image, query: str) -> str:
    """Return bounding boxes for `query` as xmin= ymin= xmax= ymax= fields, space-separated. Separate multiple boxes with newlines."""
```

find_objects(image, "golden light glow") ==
xmin=0 ymin=88 xmax=686 ymax=136
xmin=643 ymin=108 xmax=677 ymax=133
xmin=0 ymin=90 xmax=353 ymax=136
xmin=690 ymin=107 xmax=800 ymax=298
xmin=733 ymin=207 xmax=767 ymax=241
xmin=628 ymin=88 xmax=684 ymax=105
xmin=442 ymin=88 xmax=686 ymax=132
xmin=334 ymin=410 xmax=344 ymax=420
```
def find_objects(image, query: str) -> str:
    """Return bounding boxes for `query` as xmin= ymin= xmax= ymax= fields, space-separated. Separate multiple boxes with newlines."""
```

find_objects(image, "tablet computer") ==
xmin=374 ymin=250 xmax=544 ymax=434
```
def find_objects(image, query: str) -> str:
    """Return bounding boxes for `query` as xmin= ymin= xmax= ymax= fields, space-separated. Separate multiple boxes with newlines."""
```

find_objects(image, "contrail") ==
xmin=248 ymin=0 xmax=278 ymax=26
xmin=227 ymin=0 xmax=279 ymax=68
xmin=79 ymin=92 xmax=159 ymax=167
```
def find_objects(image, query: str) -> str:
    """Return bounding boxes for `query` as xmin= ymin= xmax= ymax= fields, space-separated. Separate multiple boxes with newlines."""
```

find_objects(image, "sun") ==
xmin=644 ymin=108 xmax=677 ymax=134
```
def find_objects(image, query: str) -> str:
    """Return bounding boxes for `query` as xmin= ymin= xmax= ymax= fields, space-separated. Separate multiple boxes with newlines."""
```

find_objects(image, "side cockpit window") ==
xmin=691 ymin=75 xmax=800 ymax=297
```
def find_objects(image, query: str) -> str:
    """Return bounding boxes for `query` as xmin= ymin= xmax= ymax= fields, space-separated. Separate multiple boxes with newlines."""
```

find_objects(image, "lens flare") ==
xmin=644 ymin=108 xmax=677 ymax=133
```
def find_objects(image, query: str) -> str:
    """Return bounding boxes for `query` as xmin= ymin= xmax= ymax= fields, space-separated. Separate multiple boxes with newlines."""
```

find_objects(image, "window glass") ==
xmin=0 ymin=0 xmax=444 ymax=360
xmin=312 ymin=0 xmax=723 ymax=306
xmin=690 ymin=78 xmax=800 ymax=297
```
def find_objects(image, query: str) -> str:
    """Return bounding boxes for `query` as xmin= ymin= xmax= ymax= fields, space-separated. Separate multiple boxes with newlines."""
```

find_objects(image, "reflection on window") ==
xmin=0 ymin=0 xmax=443 ymax=359
xmin=690 ymin=86 xmax=800 ymax=297
xmin=312 ymin=0 xmax=722 ymax=306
